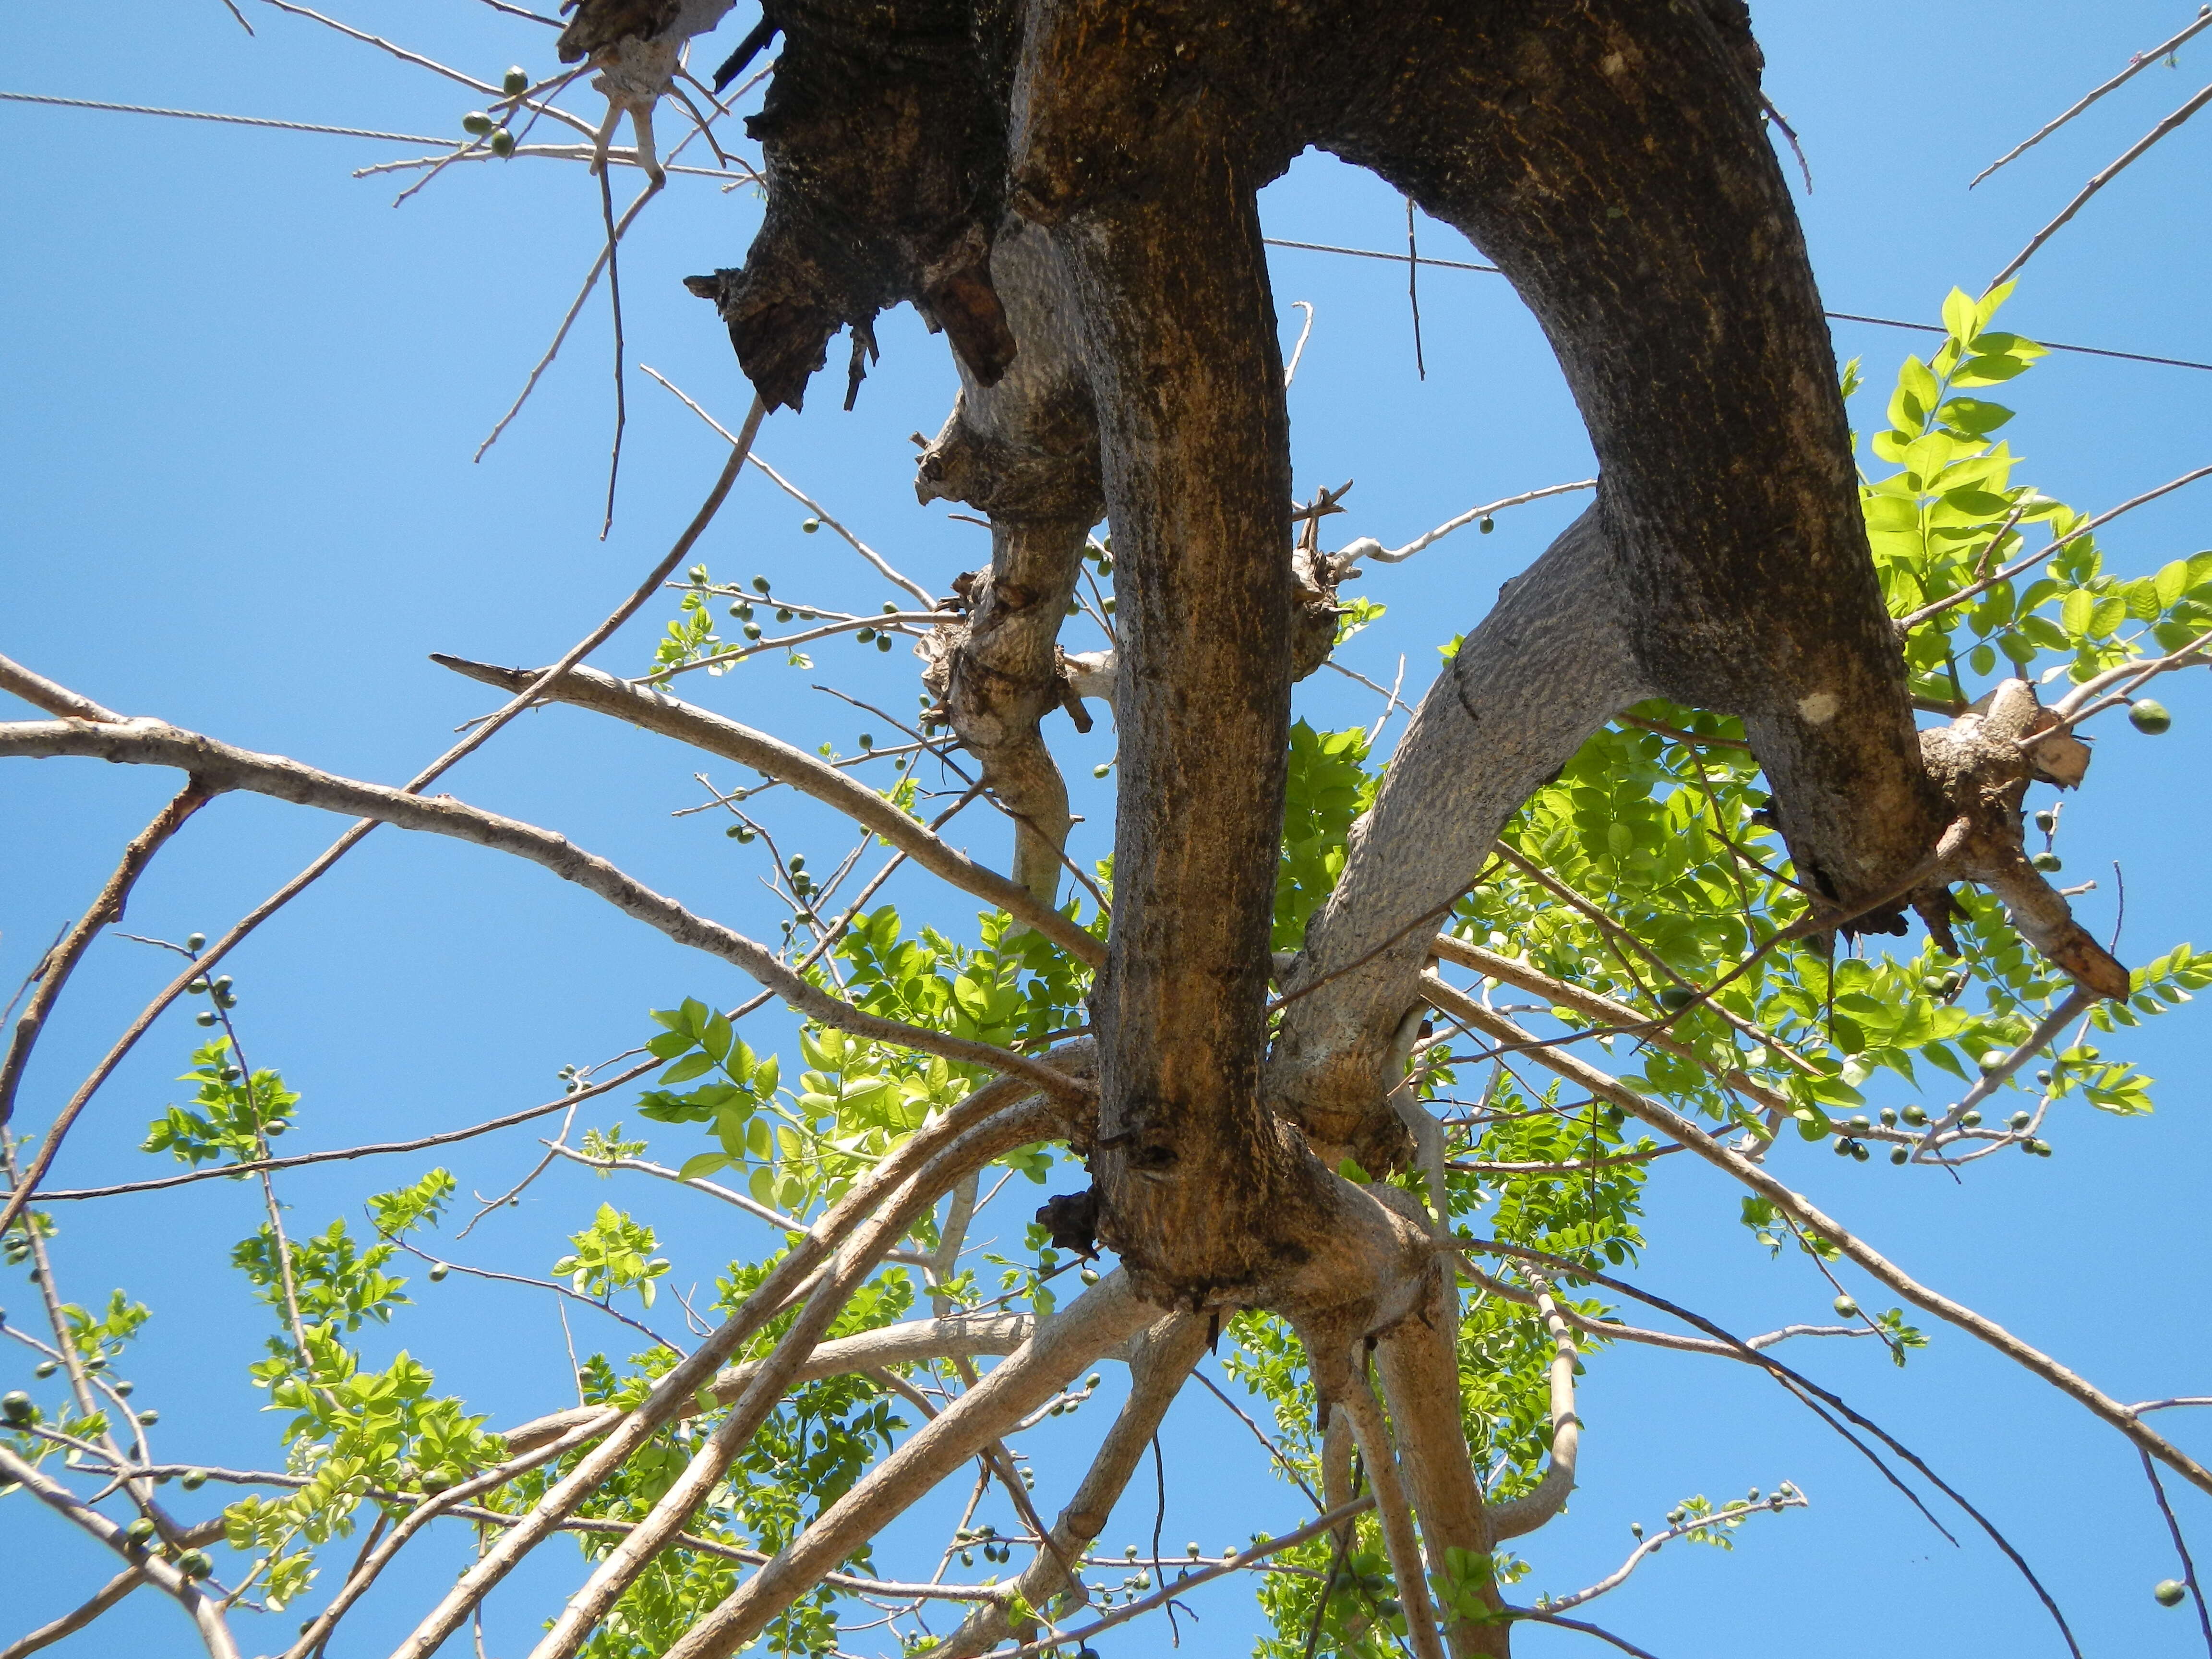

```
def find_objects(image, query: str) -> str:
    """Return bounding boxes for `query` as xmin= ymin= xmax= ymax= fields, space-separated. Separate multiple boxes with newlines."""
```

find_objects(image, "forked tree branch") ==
xmin=320 ymin=1077 xmax=1065 ymax=1659
xmin=0 ymin=1447 xmax=239 ymax=1659
xmin=652 ymin=1274 xmax=1159 ymax=1659
xmin=936 ymin=1311 xmax=1208 ymax=1658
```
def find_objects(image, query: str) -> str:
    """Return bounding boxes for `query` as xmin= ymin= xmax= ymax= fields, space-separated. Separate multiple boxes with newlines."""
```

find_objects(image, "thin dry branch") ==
xmin=381 ymin=1086 xmax=1066 ymax=1659
xmin=1973 ymin=8 xmax=2212 ymax=187
xmin=0 ymin=1447 xmax=239 ymax=1659
xmin=0 ymin=780 xmax=211 ymax=1136
xmin=1434 ymin=995 xmax=2212 ymax=1497
xmin=430 ymin=655 xmax=1104 ymax=967
xmin=0 ymin=1562 xmax=150 ymax=1659
xmin=0 ymin=409 xmax=768 ymax=1224
xmin=1991 ymin=78 xmax=2212 ymax=288
xmin=1345 ymin=481 xmax=1598 ymax=565
xmin=0 ymin=714 xmax=1089 ymax=1106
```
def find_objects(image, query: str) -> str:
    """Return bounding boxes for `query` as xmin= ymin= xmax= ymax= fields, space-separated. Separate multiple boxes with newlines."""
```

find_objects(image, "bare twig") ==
xmin=0 ymin=404 xmax=766 ymax=1225
xmin=1894 ymin=463 xmax=2212 ymax=636
xmin=1972 ymin=9 xmax=2212 ymax=187
xmin=1991 ymin=79 xmax=2212 ymax=288
xmin=0 ymin=780 xmax=212 ymax=1136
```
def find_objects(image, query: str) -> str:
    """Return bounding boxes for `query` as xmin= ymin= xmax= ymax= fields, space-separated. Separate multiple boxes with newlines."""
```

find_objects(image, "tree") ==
xmin=3 ymin=3 xmax=2210 ymax=1658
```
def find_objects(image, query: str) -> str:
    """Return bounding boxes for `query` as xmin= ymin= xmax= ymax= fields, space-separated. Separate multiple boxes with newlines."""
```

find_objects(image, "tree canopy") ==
xmin=2 ymin=4 xmax=2211 ymax=1659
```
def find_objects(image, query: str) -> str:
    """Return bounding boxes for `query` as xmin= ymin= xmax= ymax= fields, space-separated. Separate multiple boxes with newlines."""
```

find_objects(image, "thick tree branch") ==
xmin=656 ymin=1274 xmax=1159 ymax=1659
xmin=914 ymin=218 xmax=1102 ymax=908
xmin=936 ymin=1311 xmax=1209 ymax=1658
xmin=0 ymin=1446 xmax=239 ymax=1659
xmin=370 ymin=1073 xmax=1071 ymax=1659
xmin=1483 ymin=1269 xmax=1580 ymax=1542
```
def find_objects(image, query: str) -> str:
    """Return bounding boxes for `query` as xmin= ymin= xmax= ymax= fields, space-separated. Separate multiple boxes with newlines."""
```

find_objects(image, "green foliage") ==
xmin=553 ymin=1204 xmax=672 ymax=1307
xmin=140 ymin=1038 xmax=299 ymax=1167
xmin=1277 ymin=720 xmax=1380 ymax=951
xmin=1863 ymin=284 xmax=2212 ymax=703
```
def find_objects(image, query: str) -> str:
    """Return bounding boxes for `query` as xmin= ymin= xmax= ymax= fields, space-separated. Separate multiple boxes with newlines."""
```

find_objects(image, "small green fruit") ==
xmin=114 ymin=1379 xmax=133 ymax=1397
xmin=125 ymin=1516 xmax=158 ymax=1545
xmin=462 ymin=111 xmax=494 ymax=135
xmin=878 ymin=635 xmax=894 ymax=651
xmin=2033 ymin=810 xmax=2056 ymax=833
xmin=34 ymin=1360 xmax=56 ymax=1378
xmin=1832 ymin=1136 xmax=1853 ymax=1156
xmin=776 ymin=608 xmax=794 ymax=623
xmin=1 ymin=1392 xmax=33 ymax=1423
xmin=1657 ymin=985 xmax=1696 ymax=1012
xmin=181 ymin=1469 xmax=208 ymax=1490
xmin=428 ymin=1263 xmax=449 ymax=1282
xmin=1850 ymin=1141 xmax=1870 ymax=1162
xmin=1961 ymin=1109 xmax=1983 ymax=1128
xmin=1080 ymin=1266 xmax=1100 ymax=1285
xmin=2129 ymin=699 xmax=2172 ymax=735
xmin=1979 ymin=1048 xmax=2011 ymax=1074
xmin=489 ymin=128 xmax=516 ymax=158
xmin=195 ymin=1011 xmax=216 ymax=1027
xmin=176 ymin=1550 xmax=213 ymax=1580
xmin=2031 ymin=851 xmax=2062 ymax=872
xmin=2029 ymin=1138 xmax=2053 ymax=1156
xmin=185 ymin=933 xmax=207 ymax=952
xmin=1890 ymin=1147 xmax=1908 ymax=1165
xmin=1834 ymin=1295 xmax=1858 ymax=1317
xmin=1878 ymin=1107 xmax=1898 ymax=1127
xmin=504 ymin=66 xmax=529 ymax=96
xmin=137 ymin=1409 xmax=158 ymax=1425
xmin=2009 ymin=1109 xmax=2032 ymax=1129
xmin=802 ymin=517 xmax=820 ymax=534
xmin=2156 ymin=1579 xmax=2188 ymax=1607
xmin=1478 ymin=516 xmax=1495 ymax=534
xmin=856 ymin=627 xmax=875 ymax=643
xmin=1902 ymin=1104 xmax=1928 ymax=1126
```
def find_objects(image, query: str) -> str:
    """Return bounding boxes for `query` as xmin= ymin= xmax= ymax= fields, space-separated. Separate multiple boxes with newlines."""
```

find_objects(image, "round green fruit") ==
xmin=2129 ymin=699 xmax=2171 ymax=735
xmin=1657 ymin=985 xmax=1696 ymax=1012
xmin=2033 ymin=810 xmax=2056 ymax=833
xmin=489 ymin=129 xmax=516 ymax=157
xmin=126 ymin=1517 xmax=158 ymax=1544
xmin=185 ymin=933 xmax=207 ymax=952
xmin=1902 ymin=1104 xmax=1928 ymax=1126
xmin=1890 ymin=1147 xmax=1909 ymax=1165
xmin=2156 ymin=1579 xmax=2188 ymax=1607
xmin=1478 ymin=516 xmax=1495 ymax=534
xmin=176 ymin=1550 xmax=213 ymax=1580
xmin=1978 ymin=1049 xmax=2011 ymax=1074
xmin=181 ymin=1469 xmax=208 ymax=1490
xmin=195 ymin=1011 xmax=216 ymax=1027
xmin=1 ymin=1392 xmax=33 ymax=1424
xmin=2031 ymin=851 xmax=2062 ymax=872
xmin=137 ymin=1409 xmax=158 ymax=1426
xmin=462 ymin=111 xmax=494 ymax=135
xmin=1833 ymin=1295 xmax=1858 ymax=1317
xmin=428 ymin=1263 xmax=448 ymax=1282
xmin=801 ymin=517 xmax=820 ymax=534
xmin=1961 ymin=1109 xmax=1983 ymax=1128
xmin=878 ymin=635 xmax=894 ymax=651
xmin=504 ymin=67 xmax=529 ymax=95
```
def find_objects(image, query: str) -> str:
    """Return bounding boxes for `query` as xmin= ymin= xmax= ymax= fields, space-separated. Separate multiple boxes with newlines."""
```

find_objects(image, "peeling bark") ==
xmin=915 ymin=219 xmax=1102 ymax=904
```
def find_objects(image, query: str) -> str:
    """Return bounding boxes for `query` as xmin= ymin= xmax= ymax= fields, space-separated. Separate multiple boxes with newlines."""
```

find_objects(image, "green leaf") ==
xmin=678 ymin=1152 xmax=732 ymax=1180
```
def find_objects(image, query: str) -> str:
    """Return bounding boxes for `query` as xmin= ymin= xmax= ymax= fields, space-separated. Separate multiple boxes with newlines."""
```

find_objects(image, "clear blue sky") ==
xmin=4 ymin=2 xmax=2211 ymax=1655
